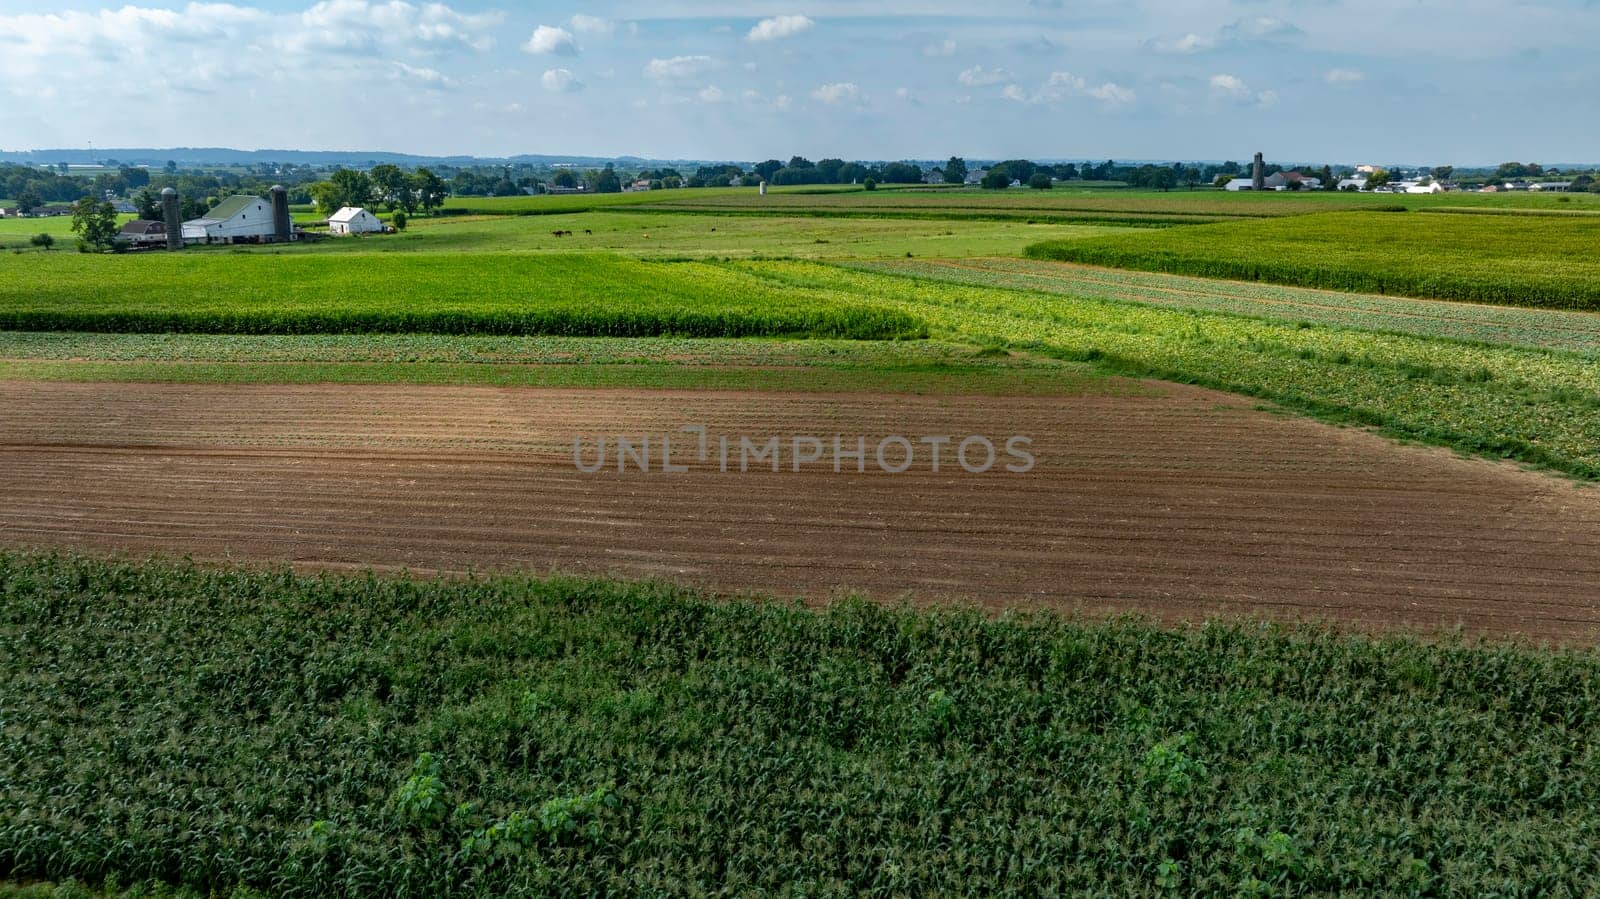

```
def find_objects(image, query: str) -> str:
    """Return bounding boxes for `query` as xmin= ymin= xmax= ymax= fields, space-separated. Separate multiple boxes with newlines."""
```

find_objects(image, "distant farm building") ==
xmin=116 ymin=220 xmax=168 ymax=246
xmin=327 ymin=206 xmax=383 ymax=235
xmin=182 ymin=195 xmax=283 ymax=244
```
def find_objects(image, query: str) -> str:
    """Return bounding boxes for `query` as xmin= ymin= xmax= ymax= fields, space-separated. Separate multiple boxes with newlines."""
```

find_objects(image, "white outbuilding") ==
xmin=327 ymin=207 xmax=384 ymax=235
xmin=181 ymin=195 xmax=277 ymax=243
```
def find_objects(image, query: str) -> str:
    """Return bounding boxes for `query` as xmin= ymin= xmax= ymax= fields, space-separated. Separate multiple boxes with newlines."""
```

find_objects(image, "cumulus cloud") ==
xmin=1149 ymin=15 xmax=1302 ymax=56
xmin=921 ymin=39 xmax=956 ymax=57
xmin=1037 ymin=71 xmax=1135 ymax=107
xmin=810 ymin=81 xmax=861 ymax=104
xmin=958 ymin=65 xmax=1010 ymax=86
xmin=567 ymin=14 xmax=614 ymax=36
xmin=1210 ymin=74 xmax=1276 ymax=107
xmin=540 ymin=67 xmax=582 ymax=92
xmin=698 ymin=85 xmax=727 ymax=102
xmin=524 ymin=24 xmax=576 ymax=55
xmin=1149 ymin=32 xmax=1214 ymax=55
xmin=1325 ymin=68 xmax=1366 ymax=85
xmin=645 ymin=54 xmax=717 ymax=79
xmin=1001 ymin=84 xmax=1027 ymax=102
xmin=747 ymin=14 xmax=814 ymax=42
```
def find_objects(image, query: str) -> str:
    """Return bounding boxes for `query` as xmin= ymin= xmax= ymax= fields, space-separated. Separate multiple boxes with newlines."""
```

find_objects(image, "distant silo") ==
xmin=1252 ymin=152 xmax=1265 ymax=191
xmin=758 ymin=180 xmax=767 ymax=196
xmin=270 ymin=185 xmax=291 ymax=242
xmin=161 ymin=187 xmax=182 ymax=251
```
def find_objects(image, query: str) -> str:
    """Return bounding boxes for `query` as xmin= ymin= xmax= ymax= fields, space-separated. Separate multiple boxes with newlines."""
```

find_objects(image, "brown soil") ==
xmin=2 ymin=380 xmax=1598 ymax=642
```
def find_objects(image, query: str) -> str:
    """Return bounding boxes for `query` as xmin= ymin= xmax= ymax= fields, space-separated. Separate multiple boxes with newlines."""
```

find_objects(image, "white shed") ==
xmin=181 ymin=195 xmax=276 ymax=243
xmin=327 ymin=206 xmax=384 ymax=235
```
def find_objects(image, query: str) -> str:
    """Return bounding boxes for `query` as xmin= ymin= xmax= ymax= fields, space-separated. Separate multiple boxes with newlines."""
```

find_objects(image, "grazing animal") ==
xmin=551 ymin=230 xmax=563 ymax=237
xmin=584 ymin=229 xmax=592 ymax=235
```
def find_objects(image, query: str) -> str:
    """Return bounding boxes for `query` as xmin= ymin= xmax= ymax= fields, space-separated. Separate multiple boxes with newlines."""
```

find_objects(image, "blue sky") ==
xmin=0 ymin=0 xmax=1595 ymax=164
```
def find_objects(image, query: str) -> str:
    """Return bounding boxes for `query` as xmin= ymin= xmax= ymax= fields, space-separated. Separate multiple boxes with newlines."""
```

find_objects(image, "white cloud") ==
xmin=1001 ymin=84 xmax=1027 ymax=102
xmin=567 ymin=14 xmax=614 ymax=36
xmin=811 ymin=81 xmax=861 ymax=104
xmin=1210 ymin=74 xmax=1276 ymax=107
xmin=958 ymin=65 xmax=1010 ymax=86
xmin=1325 ymin=68 xmax=1366 ymax=85
xmin=747 ymin=14 xmax=814 ymax=42
xmin=524 ymin=24 xmax=576 ymax=55
xmin=645 ymin=55 xmax=717 ymax=79
xmin=540 ymin=67 xmax=582 ymax=92
xmin=698 ymin=85 xmax=727 ymax=102
xmin=1038 ymin=71 xmax=1135 ymax=108
xmin=921 ymin=39 xmax=956 ymax=57
xmin=1151 ymin=33 xmax=1214 ymax=55
xmin=392 ymin=61 xmax=453 ymax=88
xmin=773 ymin=93 xmax=792 ymax=109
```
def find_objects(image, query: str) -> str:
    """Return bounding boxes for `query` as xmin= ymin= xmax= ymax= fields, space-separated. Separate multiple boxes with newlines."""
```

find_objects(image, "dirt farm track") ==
xmin=2 ymin=379 xmax=1598 ymax=642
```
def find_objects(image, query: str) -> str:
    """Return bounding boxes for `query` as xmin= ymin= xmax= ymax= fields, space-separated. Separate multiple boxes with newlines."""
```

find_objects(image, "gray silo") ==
xmin=161 ymin=187 xmax=183 ymax=251
xmin=1252 ymin=152 xmax=1265 ymax=191
xmin=270 ymin=185 xmax=291 ymax=242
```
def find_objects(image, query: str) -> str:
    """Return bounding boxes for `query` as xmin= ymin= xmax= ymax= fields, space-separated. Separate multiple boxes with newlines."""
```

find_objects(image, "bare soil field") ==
xmin=2 ymin=380 xmax=1597 ymax=641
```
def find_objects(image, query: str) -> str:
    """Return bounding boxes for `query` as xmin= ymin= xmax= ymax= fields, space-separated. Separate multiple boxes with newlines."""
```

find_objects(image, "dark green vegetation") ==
xmin=1027 ymin=211 xmax=1600 ymax=311
xmin=4 ymin=553 xmax=1599 ymax=897
xmin=0 ymin=254 xmax=923 ymax=340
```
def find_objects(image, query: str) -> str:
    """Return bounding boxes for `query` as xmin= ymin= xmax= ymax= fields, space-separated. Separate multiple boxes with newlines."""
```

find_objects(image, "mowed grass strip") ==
xmin=0 ymin=253 xmax=925 ymax=339
xmin=744 ymin=262 xmax=1600 ymax=478
xmin=1025 ymin=211 xmax=1600 ymax=311
xmin=855 ymin=256 xmax=1600 ymax=356
xmin=3 ymin=553 xmax=1599 ymax=897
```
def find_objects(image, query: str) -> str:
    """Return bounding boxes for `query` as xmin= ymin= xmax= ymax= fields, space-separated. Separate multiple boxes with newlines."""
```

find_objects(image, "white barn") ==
xmin=181 ymin=195 xmax=276 ymax=243
xmin=327 ymin=207 xmax=384 ymax=235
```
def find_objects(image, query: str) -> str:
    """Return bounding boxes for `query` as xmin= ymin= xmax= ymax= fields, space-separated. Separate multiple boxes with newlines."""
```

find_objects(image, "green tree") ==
xmin=594 ymin=166 xmax=622 ymax=194
xmin=311 ymin=169 xmax=377 ymax=213
xmin=995 ymin=159 xmax=1037 ymax=183
xmin=550 ymin=170 xmax=578 ymax=189
xmin=862 ymin=177 xmax=876 ymax=191
xmin=369 ymin=163 xmax=415 ymax=213
xmin=16 ymin=189 xmax=40 ymax=215
xmin=392 ymin=211 xmax=407 ymax=231
xmin=1028 ymin=173 xmax=1052 ymax=189
xmin=943 ymin=157 xmax=968 ymax=184
xmin=70 ymin=197 xmax=119 ymax=251
xmin=29 ymin=232 xmax=54 ymax=251
xmin=411 ymin=168 xmax=448 ymax=214
xmin=1365 ymin=168 xmax=1391 ymax=189
xmin=980 ymin=169 xmax=1012 ymax=190
xmin=1430 ymin=165 xmax=1454 ymax=183
xmin=133 ymin=188 xmax=160 ymax=220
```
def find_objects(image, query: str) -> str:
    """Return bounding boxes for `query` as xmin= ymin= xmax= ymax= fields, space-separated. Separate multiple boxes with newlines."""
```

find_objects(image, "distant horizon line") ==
xmin=4 ymin=147 xmax=1594 ymax=170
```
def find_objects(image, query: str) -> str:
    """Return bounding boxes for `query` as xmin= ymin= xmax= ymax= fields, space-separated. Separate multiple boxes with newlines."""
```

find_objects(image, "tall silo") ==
xmin=161 ymin=187 xmax=183 ymax=251
xmin=270 ymin=185 xmax=291 ymax=242
xmin=1252 ymin=152 xmax=1265 ymax=191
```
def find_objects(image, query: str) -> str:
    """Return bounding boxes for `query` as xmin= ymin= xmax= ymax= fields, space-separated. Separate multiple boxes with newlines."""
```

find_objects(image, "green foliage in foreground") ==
xmin=1026 ymin=211 xmax=1600 ymax=310
xmin=0 ymin=254 xmax=924 ymax=340
xmin=2 ymin=554 xmax=1599 ymax=897
xmin=746 ymin=262 xmax=1600 ymax=478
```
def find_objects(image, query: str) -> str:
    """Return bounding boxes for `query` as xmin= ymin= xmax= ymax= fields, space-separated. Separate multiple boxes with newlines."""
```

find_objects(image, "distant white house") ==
xmin=327 ymin=206 xmax=384 ymax=235
xmin=1403 ymin=180 xmax=1445 ymax=194
xmin=1223 ymin=178 xmax=1255 ymax=191
xmin=181 ymin=195 xmax=277 ymax=243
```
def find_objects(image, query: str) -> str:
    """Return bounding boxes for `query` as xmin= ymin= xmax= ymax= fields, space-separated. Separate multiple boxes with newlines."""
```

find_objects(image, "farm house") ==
xmin=327 ymin=206 xmax=384 ymax=235
xmin=115 ymin=219 xmax=167 ymax=246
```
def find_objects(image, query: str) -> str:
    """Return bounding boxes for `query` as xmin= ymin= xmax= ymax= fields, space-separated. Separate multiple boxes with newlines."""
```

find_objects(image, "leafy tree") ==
xmin=1028 ymin=173 xmax=1053 ymax=189
xmin=164 ymin=160 xmax=178 ymax=174
xmin=787 ymin=156 xmax=815 ymax=170
xmin=550 ymin=170 xmax=578 ymax=189
xmin=1365 ymin=168 xmax=1391 ymax=189
xmin=311 ymin=169 xmax=377 ymax=213
xmin=411 ymin=168 xmax=447 ymax=214
xmin=392 ymin=211 xmax=407 ymax=231
xmin=816 ymin=158 xmax=846 ymax=182
xmin=1430 ymin=165 xmax=1454 ymax=183
xmin=369 ymin=164 xmax=415 ymax=213
xmin=70 ymin=197 xmax=119 ymax=251
xmin=120 ymin=166 xmax=150 ymax=189
xmin=980 ymin=169 xmax=1012 ymax=190
xmin=943 ymin=157 xmax=968 ymax=184
xmin=593 ymin=167 xmax=622 ymax=194
xmin=134 ymin=188 xmax=161 ymax=220
xmin=29 ymin=232 xmax=54 ymax=250
xmin=1570 ymin=173 xmax=1595 ymax=192
xmin=1214 ymin=173 xmax=1234 ymax=188
xmin=16 ymin=189 xmax=40 ymax=215
xmin=995 ymin=159 xmax=1036 ymax=183
xmin=862 ymin=177 xmax=876 ymax=191
xmin=754 ymin=159 xmax=784 ymax=180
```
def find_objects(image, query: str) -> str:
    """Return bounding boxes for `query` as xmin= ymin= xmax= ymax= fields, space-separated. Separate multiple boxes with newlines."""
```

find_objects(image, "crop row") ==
xmin=0 ymin=253 xmax=926 ymax=340
xmin=744 ymin=261 xmax=1600 ymax=478
xmin=856 ymin=256 xmax=1600 ymax=356
xmin=4 ymin=552 xmax=1600 ymax=897
xmin=1025 ymin=211 xmax=1600 ymax=311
